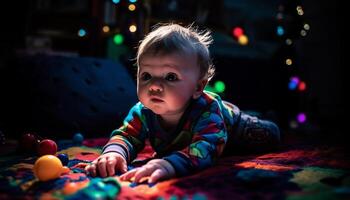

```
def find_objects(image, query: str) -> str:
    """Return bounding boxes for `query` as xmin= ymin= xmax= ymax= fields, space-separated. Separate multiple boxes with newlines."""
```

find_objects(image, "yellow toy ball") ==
xmin=33 ymin=155 xmax=69 ymax=181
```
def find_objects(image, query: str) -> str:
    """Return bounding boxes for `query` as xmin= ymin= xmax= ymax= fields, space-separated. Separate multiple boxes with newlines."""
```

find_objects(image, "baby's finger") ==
xmin=120 ymin=168 xmax=138 ymax=181
xmin=106 ymin=158 xmax=116 ymax=176
xmin=97 ymin=158 xmax=108 ymax=177
xmin=149 ymin=168 xmax=166 ymax=184
xmin=134 ymin=165 xmax=154 ymax=183
xmin=116 ymin=157 xmax=127 ymax=173
xmin=85 ymin=163 xmax=97 ymax=177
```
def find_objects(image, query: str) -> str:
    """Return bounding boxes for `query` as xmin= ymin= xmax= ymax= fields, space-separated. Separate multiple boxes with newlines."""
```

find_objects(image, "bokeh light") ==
xmin=298 ymin=81 xmax=306 ymax=91
xmin=288 ymin=81 xmax=298 ymax=90
xmin=296 ymin=6 xmax=304 ymax=15
xmin=129 ymin=25 xmax=137 ymax=33
xmin=102 ymin=25 xmax=110 ymax=33
xmin=113 ymin=34 xmax=124 ymax=45
xmin=232 ymin=27 xmax=244 ymax=38
xmin=277 ymin=26 xmax=284 ymax=36
xmin=214 ymin=81 xmax=226 ymax=93
xmin=300 ymin=29 xmax=307 ymax=37
xmin=112 ymin=0 xmax=120 ymax=4
xmin=78 ymin=29 xmax=86 ymax=37
xmin=303 ymin=23 xmax=310 ymax=30
xmin=285 ymin=58 xmax=292 ymax=66
xmin=297 ymin=113 xmax=307 ymax=123
xmin=288 ymin=76 xmax=300 ymax=90
xmin=238 ymin=35 xmax=249 ymax=45
xmin=291 ymin=76 xmax=300 ymax=84
xmin=128 ymin=4 xmax=136 ymax=11
xmin=285 ymin=38 xmax=293 ymax=45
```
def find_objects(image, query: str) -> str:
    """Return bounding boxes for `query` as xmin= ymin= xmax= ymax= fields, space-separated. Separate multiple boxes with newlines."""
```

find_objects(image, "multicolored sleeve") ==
xmin=163 ymin=103 xmax=228 ymax=176
xmin=102 ymin=102 xmax=148 ymax=163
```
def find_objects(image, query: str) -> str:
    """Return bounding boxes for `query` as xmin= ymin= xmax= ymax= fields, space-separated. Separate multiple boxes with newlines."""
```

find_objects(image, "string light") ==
xmin=297 ymin=113 xmax=307 ymax=123
xmin=296 ymin=6 xmax=304 ymax=16
xmin=298 ymin=81 xmax=306 ymax=91
xmin=291 ymin=77 xmax=300 ymax=85
xmin=238 ymin=35 xmax=249 ymax=45
xmin=300 ymin=29 xmax=307 ymax=37
xmin=303 ymin=23 xmax=310 ymax=30
xmin=128 ymin=4 xmax=136 ymax=11
xmin=214 ymin=81 xmax=226 ymax=93
xmin=78 ymin=29 xmax=86 ymax=37
xmin=277 ymin=26 xmax=284 ymax=36
xmin=232 ymin=27 xmax=244 ymax=38
xmin=288 ymin=81 xmax=298 ymax=90
xmin=277 ymin=3 xmax=310 ymax=128
xmin=113 ymin=34 xmax=124 ymax=45
xmin=288 ymin=76 xmax=300 ymax=90
xmin=288 ymin=77 xmax=307 ymax=92
xmin=129 ymin=25 xmax=137 ymax=33
xmin=285 ymin=58 xmax=293 ymax=66
xmin=285 ymin=38 xmax=293 ymax=45
xmin=102 ymin=25 xmax=110 ymax=33
xmin=112 ymin=0 xmax=120 ymax=4
xmin=231 ymin=26 xmax=248 ymax=45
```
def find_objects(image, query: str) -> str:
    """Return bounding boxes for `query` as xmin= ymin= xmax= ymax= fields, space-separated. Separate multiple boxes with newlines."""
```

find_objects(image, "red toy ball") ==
xmin=20 ymin=133 xmax=40 ymax=151
xmin=37 ymin=139 xmax=58 ymax=156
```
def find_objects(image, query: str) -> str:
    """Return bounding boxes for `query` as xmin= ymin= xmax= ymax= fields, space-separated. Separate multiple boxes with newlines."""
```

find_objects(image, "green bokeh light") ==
xmin=214 ymin=81 xmax=226 ymax=93
xmin=113 ymin=34 xmax=124 ymax=45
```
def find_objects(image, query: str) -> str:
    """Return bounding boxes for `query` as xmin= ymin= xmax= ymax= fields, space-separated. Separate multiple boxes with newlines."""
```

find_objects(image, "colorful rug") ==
xmin=1 ymin=137 xmax=349 ymax=200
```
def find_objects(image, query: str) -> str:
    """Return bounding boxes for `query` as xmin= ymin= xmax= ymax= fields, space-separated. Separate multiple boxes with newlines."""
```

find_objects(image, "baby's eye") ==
xmin=141 ymin=72 xmax=152 ymax=81
xmin=165 ymin=73 xmax=178 ymax=81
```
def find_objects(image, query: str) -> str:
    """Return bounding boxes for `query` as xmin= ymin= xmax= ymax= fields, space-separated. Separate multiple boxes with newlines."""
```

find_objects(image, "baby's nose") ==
xmin=149 ymin=80 xmax=163 ymax=92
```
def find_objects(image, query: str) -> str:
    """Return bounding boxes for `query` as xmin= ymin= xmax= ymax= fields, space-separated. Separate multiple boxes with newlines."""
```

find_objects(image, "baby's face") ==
xmin=137 ymin=53 xmax=201 ymax=118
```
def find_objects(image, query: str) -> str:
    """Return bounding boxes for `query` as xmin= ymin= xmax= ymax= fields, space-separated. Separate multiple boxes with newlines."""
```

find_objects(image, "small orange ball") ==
xmin=33 ymin=155 xmax=64 ymax=181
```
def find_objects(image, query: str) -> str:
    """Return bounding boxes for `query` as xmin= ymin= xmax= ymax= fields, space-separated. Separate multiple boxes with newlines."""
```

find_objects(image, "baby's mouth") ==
xmin=150 ymin=97 xmax=164 ymax=103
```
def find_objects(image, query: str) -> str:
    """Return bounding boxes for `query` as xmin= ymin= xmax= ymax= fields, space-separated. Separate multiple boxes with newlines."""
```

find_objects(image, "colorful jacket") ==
xmin=102 ymin=91 xmax=240 ymax=176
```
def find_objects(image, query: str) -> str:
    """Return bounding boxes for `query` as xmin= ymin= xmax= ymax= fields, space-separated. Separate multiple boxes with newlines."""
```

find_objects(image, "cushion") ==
xmin=0 ymin=54 xmax=138 ymax=138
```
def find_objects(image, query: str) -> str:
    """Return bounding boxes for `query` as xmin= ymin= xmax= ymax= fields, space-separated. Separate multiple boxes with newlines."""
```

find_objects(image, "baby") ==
xmin=85 ymin=23 xmax=280 ymax=184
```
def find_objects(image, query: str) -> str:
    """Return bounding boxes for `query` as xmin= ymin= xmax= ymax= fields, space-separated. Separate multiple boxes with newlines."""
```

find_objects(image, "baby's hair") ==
xmin=137 ymin=23 xmax=215 ymax=81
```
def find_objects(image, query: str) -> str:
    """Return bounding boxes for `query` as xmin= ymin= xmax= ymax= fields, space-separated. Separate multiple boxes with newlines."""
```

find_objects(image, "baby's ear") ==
xmin=193 ymin=79 xmax=208 ymax=99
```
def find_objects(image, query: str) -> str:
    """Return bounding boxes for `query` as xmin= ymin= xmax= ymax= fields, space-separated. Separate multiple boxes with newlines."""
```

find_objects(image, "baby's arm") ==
xmin=163 ymin=109 xmax=228 ymax=176
xmin=85 ymin=152 xmax=127 ymax=177
xmin=86 ymin=103 xmax=149 ymax=177
xmin=120 ymin=159 xmax=175 ymax=184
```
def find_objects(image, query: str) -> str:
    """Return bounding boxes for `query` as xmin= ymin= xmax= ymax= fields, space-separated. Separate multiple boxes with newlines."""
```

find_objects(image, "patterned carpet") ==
xmin=1 ymin=136 xmax=349 ymax=200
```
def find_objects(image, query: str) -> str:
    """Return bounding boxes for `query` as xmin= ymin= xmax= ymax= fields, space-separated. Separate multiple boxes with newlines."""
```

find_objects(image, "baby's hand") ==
xmin=85 ymin=152 xmax=127 ymax=177
xmin=120 ymin=159 xmax=175 ymax=184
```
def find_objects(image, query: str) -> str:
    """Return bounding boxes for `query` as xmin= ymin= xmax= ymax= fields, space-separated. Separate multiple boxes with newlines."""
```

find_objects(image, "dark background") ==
xmin=0 ymin=0 xmax=344 ymax=142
